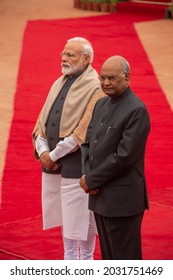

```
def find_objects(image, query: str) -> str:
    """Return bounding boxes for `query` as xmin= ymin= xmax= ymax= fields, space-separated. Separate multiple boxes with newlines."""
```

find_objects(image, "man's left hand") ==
xmin=80 ymin=175 xmax=100 ymax=195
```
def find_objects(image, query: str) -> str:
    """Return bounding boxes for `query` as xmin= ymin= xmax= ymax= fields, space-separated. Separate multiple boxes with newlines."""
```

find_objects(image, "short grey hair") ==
xmin=67 ymin=37 xmax=94 ymax=64
xmin=121 ymin=59 xmax=130 ymax=74
xmin=116 ymin=55 xmax=130 ymax=74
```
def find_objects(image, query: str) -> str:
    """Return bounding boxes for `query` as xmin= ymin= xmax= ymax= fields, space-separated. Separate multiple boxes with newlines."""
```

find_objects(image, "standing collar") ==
xmin=110 ymin=87 xmax=131 ymax=103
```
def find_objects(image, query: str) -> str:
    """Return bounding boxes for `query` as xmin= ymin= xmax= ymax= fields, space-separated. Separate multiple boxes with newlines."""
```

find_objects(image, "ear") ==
xmin=125 ymin=73 xmax=130 ymax=81
xmin=83 ymin=54 xmax=90 ymax=65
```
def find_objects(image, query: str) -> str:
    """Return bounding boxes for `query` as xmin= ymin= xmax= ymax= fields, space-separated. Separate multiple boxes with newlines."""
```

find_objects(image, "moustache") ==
xmin=61 ymin=63 xmax=70 ymax=68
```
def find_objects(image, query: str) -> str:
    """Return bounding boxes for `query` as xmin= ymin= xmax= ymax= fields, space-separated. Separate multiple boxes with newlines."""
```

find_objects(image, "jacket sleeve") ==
xmin=80 ymin=117 xmax=93 ymax=175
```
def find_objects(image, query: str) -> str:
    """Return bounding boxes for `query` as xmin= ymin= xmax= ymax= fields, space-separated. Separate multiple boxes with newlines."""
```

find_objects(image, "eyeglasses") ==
xmin=99 ymin=74 xmax=126 ymax=82
xmin=60 ymin=52 xmax=76 ymax=59
xmin=60 ymin=52 xmax=89 ymax=59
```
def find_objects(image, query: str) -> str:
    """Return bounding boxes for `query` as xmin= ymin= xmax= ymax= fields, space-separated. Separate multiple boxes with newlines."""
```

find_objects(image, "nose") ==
xmin=62 ymin=55 xmax=68 ymax=62
xmin=103 ymin=77 xmax=111 ymax=85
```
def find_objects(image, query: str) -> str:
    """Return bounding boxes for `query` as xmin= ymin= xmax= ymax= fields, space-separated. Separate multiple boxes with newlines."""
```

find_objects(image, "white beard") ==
xmin=61 ymin=59 xmax=84 ymax=76
xmin=61 ymin=65 xmax=73 ymax=75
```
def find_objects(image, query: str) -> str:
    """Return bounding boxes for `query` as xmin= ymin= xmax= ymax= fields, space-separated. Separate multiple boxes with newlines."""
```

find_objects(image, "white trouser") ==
xmin=61 ymin=177 xmax=97 ymax=260
xmin=63 ymin=212 xmax=96 ymax=260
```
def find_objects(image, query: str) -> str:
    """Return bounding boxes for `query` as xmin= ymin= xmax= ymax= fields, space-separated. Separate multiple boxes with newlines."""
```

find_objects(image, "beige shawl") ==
xmin=32 ymin=65 xmax=104 ymax=156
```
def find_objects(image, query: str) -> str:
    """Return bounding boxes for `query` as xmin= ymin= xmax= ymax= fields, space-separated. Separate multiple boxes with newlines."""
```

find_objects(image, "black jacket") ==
xmin=81 ymin=87 xmax=150 ymax=217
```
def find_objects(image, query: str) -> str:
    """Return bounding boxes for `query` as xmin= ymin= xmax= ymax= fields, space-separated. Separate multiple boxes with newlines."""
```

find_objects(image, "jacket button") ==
xmin=90 ymin=156 xmax=94 ymax=161
xmin=94 ymin=139 xmax=98 ymax=143
xmin=100 ymin=123 xmax=104 ymax=127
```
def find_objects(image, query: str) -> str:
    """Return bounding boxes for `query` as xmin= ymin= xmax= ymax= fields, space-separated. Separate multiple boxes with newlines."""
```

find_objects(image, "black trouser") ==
xmin=94 ymin=212 xmax=144 ymax=260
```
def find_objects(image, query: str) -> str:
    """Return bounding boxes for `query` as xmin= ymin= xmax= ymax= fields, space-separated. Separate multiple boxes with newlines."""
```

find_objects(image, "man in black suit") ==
xmin=80 ymin=55 xmax=150 ymax=260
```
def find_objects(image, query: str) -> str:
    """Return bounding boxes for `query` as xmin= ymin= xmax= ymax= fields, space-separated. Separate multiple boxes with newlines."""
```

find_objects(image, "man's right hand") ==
xmin=40 ymin=151 xmax=61 ymax=170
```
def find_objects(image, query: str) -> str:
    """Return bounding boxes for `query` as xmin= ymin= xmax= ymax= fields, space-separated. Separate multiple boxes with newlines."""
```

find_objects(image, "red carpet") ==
xmin=0 ymin=7 xmax=173 ymax=260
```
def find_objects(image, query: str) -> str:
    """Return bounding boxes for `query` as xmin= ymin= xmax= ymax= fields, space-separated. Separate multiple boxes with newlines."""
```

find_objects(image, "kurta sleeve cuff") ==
xmin=35 ymin=135 xmax=49 ymax=157
xmin=49 ymin=135 xmax=79 ymax=162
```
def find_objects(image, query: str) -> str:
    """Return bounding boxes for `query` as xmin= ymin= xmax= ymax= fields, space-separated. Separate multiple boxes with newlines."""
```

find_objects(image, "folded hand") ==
xmin=40 ymin=151 xmax=61 ymax=170
xmin=80 ymin=175 xmax=100 ymax=195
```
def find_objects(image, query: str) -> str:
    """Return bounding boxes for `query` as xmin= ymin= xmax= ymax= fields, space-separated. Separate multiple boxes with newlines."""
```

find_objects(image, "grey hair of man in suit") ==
xmin=119 ymin=56 xmax=130 ymax=74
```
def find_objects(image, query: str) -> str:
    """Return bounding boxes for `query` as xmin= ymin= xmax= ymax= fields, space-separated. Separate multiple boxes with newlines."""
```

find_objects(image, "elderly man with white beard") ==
xmin=32 ymin=37 xmax=104 ymax=260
